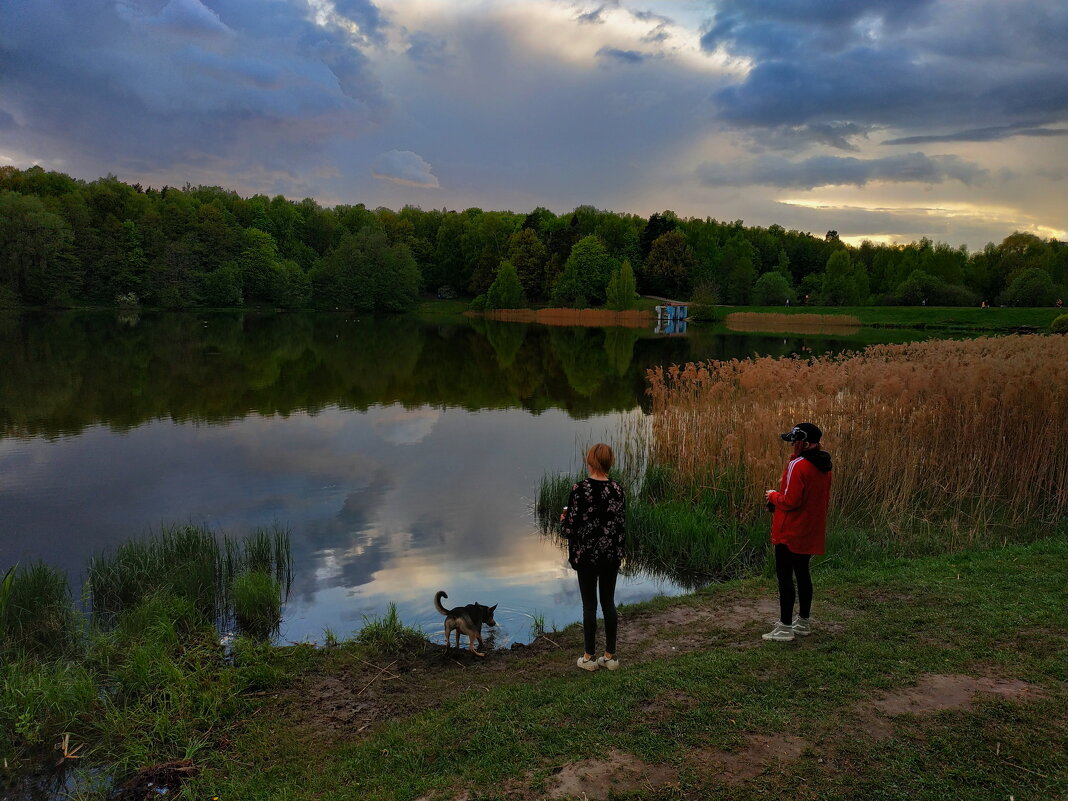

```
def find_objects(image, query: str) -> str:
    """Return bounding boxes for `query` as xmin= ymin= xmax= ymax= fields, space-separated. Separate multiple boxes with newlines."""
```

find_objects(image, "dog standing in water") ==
xmin=435 ymin=591 xmax=497 ymax=657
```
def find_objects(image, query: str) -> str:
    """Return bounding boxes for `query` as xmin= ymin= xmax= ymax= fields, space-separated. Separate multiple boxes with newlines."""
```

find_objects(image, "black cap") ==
xmin=781 ymin=422 xmax=822 ymax=443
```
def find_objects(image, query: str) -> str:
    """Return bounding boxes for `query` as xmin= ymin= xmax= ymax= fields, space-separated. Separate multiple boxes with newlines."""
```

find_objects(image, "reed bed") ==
xmin=646 ymin=334 xmax=1068 ymax=537
xmin=471 ymin=308 xmax=653 ymax=327
xmin=724 ymin=312 xmax=861 ymax=334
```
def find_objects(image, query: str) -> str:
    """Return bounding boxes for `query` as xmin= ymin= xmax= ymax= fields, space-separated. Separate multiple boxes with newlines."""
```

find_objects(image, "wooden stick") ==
xmin=356 ymin=660 xmax=398 ymax=696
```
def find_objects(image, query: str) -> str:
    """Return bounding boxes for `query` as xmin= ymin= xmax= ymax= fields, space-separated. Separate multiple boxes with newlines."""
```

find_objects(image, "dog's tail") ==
xmin=434 ymin=590 xmax=450 ymax=616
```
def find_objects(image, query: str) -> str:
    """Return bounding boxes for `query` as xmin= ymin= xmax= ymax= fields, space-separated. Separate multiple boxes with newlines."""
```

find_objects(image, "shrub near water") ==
xmin=646 ymin=334 xmax=1068 ymax=538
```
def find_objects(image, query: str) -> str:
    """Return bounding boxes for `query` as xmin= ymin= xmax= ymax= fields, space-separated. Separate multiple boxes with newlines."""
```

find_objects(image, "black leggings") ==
xmin=775 ymin=544 xmax=812 ymax=625
xmin=576 ymin=563 xmax=618 ymax=655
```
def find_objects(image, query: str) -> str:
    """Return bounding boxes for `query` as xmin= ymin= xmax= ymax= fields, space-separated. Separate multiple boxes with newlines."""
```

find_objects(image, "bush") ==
xmin=469 ymin=294 xmax=487 ymax=312
xmin=753 ymin=272 xmax=796 ymax=306
xmin=1052 ymin=313 xmax=1068 ymax=333
xmin=485 ymin=260 xmax=525 ymax=309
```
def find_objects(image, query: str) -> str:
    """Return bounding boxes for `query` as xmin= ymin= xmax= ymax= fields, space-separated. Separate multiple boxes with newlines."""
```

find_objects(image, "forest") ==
xmin=1 ymin=165 xmax=1065 ymax=311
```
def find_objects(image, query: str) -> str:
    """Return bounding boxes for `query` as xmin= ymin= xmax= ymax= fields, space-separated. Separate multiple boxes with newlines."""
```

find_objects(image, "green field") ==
xmin=721 ymin=305 xmax=1062 ymax=331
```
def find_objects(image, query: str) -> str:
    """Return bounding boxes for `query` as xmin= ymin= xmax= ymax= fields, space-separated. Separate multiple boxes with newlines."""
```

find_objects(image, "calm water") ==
xmin=0 ymin=310 xmax=935 ymax=646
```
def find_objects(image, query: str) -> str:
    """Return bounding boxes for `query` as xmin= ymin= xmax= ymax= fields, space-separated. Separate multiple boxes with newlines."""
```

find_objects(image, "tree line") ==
xmin=1 ymin=165 xmax=1065 ymax=311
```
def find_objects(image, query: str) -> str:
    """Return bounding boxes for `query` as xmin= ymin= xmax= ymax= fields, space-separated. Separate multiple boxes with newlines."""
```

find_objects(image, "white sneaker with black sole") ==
xmin=762 ymin=622 xmax=796 ymax=641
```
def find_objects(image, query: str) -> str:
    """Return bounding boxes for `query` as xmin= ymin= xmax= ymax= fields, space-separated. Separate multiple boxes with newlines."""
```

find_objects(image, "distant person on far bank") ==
xmin=762 ymin=423 xmax=833 ymax=642
xmin=561 ymin=443 xmax=626 ymax=671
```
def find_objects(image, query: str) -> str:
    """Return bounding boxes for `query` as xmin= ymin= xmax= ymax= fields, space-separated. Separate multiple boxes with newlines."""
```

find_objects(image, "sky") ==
xmin=1 ymin=0 xmax=1066 ymax=249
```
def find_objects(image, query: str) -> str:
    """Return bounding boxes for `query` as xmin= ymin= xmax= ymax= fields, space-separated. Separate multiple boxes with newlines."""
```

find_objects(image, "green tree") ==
xmin=237 ymin=228 xmax=283 ymax=303
xmin=645 ymin=231 xmax=697 ymax=297
xmin=507 ymin=228 xmax=548 ymax=302
xmin=0 ymin=191 xmax=80 ymax=305
xmin=1001 ymin=267 xmax=1058 ymax=307
xmin=720 ymin=234 xmax=757 ymax=305
xmin=753 ymin=272 xmax=795 ymax=305
xmin=822 ymin=250 xmax=856 ymax=306
xmin=605 ymin=259 xmax=637 ymax=310
xmin=550 ymin=235 xmax=616 ymax=307
xmin=486 ymin=260 xmax=525 ymax=309
xmin=311 ymin=227 xmax=420 ymax=312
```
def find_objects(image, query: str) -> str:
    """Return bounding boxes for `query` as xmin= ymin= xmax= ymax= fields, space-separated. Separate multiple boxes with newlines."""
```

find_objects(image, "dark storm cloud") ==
xmin=697 ymin=152 xmax=987 ymax=189
xmin=701 ymin=0 xmax=1068 ymax=136
xmin=596 ymin=46 xmax=645 ymax=64
xmin=884 ymin=124 xmax=1068 ymax=146
xmin=0 ymin=0 xmax=384 ymax=179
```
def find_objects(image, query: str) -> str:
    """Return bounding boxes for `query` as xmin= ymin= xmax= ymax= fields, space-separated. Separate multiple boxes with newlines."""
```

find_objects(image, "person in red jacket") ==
xmin=762 ymin=422 xmax=833 ymax=642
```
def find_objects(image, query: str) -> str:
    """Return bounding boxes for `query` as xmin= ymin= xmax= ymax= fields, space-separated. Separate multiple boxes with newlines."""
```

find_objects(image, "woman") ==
xmin=763 ymin=422 xmax=833 ymax=642
xmin=561 ymin=443 xmax=626 ymax=671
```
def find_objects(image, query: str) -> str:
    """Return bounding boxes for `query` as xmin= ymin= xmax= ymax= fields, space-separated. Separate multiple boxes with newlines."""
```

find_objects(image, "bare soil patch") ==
xmin=545 ymin=749 xmax=679 ymax=800
xmin=690 ymin=734 xmax=809 ymax=786
xmin=850 ymin=673 xmax=1044 ymax=740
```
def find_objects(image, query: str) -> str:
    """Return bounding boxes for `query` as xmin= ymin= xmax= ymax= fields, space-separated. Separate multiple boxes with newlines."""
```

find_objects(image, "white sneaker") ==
xmin=792 ymin=617 xmax=812 ymax=636
xmin=762 ymin=622 xmax=796 ymax=641
xmin=576 ymin=655 xmax=599 ymax=671
xmin=596 ymin=655 xmax=620 ymax=671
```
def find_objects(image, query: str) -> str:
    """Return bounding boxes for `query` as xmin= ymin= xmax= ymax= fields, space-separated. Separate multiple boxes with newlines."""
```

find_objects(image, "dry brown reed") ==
xmin=646 ymin=335 xmax=1068 ymax=534
xmin=468 ymin=308 xmax=653 ymax=327
xmin=725 ymin=312 xmax=862 ymax=334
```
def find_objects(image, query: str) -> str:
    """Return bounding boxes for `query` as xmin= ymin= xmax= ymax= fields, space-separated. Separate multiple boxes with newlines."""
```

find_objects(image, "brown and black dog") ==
xmin=435 ymin=590 xmax=497 ymax=657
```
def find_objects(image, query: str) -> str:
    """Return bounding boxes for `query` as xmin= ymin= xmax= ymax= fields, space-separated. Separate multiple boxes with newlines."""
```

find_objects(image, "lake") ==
xmin=0 ymin=309 xmax=939 ymax=647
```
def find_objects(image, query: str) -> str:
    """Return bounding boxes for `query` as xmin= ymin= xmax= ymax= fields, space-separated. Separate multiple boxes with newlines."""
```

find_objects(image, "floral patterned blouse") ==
xmin=561 ymin=477 xmax=627 ymax=569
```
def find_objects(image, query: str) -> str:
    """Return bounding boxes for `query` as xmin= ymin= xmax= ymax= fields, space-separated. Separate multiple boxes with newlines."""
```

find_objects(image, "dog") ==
xmin=435 ymin=590 xmax=497 ymax=657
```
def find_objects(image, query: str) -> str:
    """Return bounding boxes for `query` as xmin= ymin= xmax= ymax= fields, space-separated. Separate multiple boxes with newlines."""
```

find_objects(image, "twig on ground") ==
xmin=357 ymin=660 xmax=398 ymax=696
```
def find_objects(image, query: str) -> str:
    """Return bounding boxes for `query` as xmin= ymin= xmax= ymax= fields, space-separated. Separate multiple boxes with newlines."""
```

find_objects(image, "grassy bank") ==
xmin=0 ymin=526 xmax=293 ymax=797
xmin=734 ymin=305 xmax=1062 ymax=331
xmin=179 ymin=537 xmax=1067 ymax=801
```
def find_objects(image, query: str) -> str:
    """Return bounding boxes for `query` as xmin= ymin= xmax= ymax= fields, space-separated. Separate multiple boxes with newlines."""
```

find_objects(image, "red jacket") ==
xmin=768 ymin=449 xmax=832 ymax=555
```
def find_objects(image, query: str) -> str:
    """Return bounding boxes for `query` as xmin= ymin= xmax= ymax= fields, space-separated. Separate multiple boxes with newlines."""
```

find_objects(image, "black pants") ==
xmin=576 ymin=563 xmax=618 ymax=655
xmin=775 ymin=544 xmax=812 ymax=625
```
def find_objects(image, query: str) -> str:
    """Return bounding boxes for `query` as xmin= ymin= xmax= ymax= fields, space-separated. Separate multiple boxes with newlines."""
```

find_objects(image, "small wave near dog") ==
xmin=435 ymin=591 xmax=497 ymax=657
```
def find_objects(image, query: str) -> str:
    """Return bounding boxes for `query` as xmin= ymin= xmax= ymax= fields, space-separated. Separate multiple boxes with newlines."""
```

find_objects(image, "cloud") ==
xmin=0 ymin=0 xmax=385 ymax=183
xmin=148 ymin=0 xmax=232 ymax=39
xmin=0 ymin=109 xmax=16 ymax=130
xmin=405 ymin=31 xmax=451 ymax=70
xmin=371 ymin=150 xmax=439 ymax=188
xmin=697 ymin=152 xmax=987 ymax=189
xmin=884 ymin=124 xmax=1068 ymax=145
xmin=702 ymin=0 xmax=1068 ymax=139
xmin=596 ymin=46 xmax=645 ymax=64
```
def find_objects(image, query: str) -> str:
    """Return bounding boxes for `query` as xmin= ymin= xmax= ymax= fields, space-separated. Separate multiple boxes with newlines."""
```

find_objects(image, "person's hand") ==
xmin=764 ymin=490 xmax=775 ymax=499
xmin=559 ymin=506 xmax=568 ymax=522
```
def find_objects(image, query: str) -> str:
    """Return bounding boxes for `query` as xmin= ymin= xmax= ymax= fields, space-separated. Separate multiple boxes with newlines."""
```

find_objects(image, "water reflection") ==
xmin=0 ymin=311 xmax=936 ymax=644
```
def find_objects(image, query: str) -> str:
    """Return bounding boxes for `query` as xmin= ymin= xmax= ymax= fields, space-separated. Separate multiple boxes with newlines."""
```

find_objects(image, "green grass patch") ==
xmin=734 ymin=305 xmax=1061 ymax=331
xmin=189 ymin=538 xmax=1067 ymax=801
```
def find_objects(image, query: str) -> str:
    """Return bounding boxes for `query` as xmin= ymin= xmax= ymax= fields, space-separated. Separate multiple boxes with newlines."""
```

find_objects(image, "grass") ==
xmin=0 ymin=562 xmax=82 ymax=661
xmin=232 ymin=571 xmax=283 ymax=640
xmin=356 ymin=602 xmax=424 ymax=653
xmin=0 ymin=526 xmax=296 ymax=797
xmin=183 ymin=537 xmax=1067 ymax=801
xmin=734 ymin=304 xmax=1062 ymax=331
xmin=86 ymin=524 xmax=292 ymax=636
